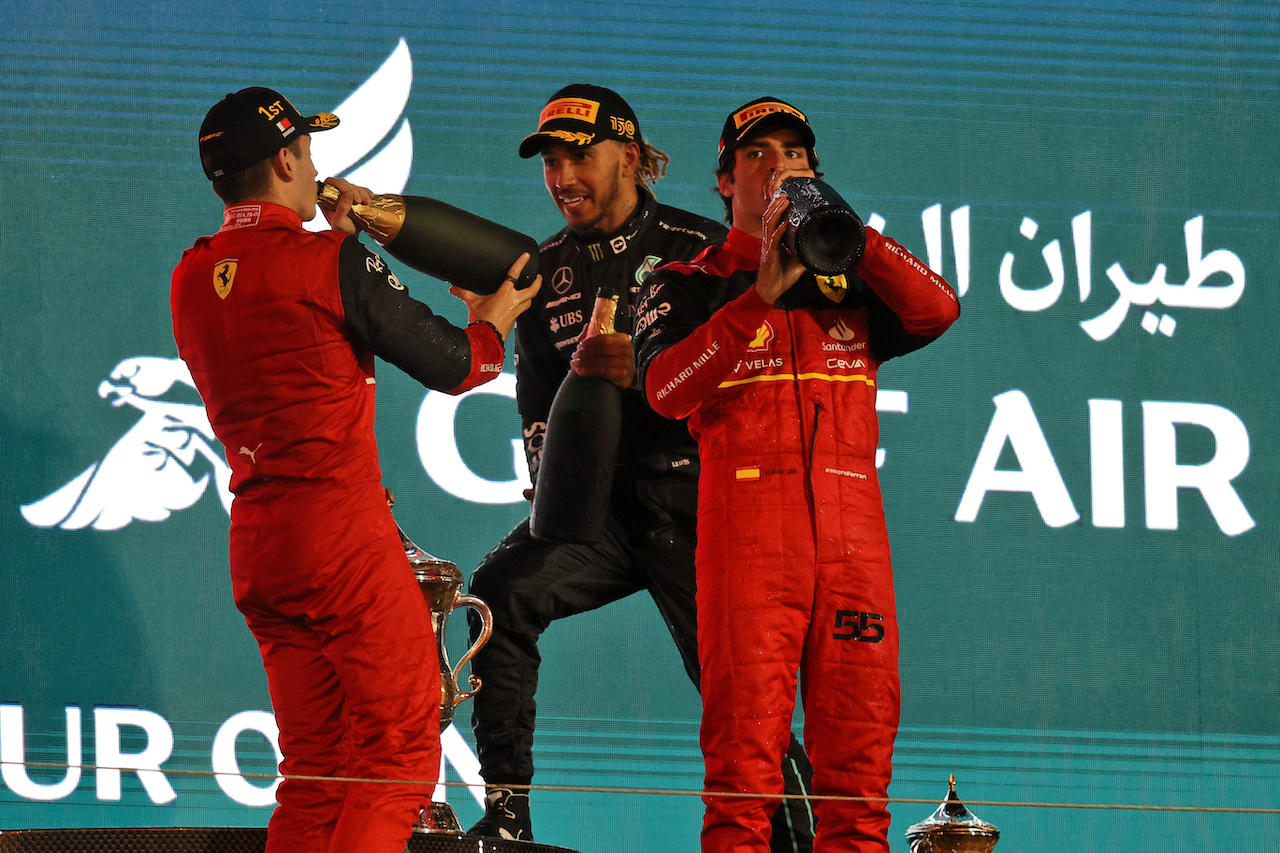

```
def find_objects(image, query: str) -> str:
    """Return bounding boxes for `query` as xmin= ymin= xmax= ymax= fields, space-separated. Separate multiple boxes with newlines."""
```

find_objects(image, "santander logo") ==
xmin=828 ymin=317 xmax=857 ymax=341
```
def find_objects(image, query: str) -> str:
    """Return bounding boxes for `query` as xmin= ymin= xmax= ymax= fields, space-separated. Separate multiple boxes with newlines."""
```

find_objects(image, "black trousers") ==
xmin=467 ymin=474 xmax=816 ymax=851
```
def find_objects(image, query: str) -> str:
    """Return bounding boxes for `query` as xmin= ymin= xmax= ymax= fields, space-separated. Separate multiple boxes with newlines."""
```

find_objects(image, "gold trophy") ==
xmin=386 ymin=493 xmax=493 ymax=835
xmin=905 ymin=775 xmax=1000 ymax=853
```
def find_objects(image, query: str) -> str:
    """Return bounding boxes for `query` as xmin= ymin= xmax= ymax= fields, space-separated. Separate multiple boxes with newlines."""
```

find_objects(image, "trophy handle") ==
xmin=450 ymin=593 xmax=492 ymax=705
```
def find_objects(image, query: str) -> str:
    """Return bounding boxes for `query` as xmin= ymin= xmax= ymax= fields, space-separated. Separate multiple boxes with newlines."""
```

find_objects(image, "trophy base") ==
xmin=408 ymin=835 xmax=579 ymax=853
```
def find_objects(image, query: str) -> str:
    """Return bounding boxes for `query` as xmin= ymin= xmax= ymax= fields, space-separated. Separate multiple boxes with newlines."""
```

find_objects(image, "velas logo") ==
xmin=304 ymin=38 xmax=415 ymax=231
xmin=310 ymin=113 xmax=339 ymax=130
xmin=540 ymin=98 xmax=601 ymax=125
xmin=733 ymin=101 xmax=806 ymax=130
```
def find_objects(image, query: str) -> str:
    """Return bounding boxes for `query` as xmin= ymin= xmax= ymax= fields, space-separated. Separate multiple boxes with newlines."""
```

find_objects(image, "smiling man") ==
xmin=464 ymin=85 xmax=814 ymax=850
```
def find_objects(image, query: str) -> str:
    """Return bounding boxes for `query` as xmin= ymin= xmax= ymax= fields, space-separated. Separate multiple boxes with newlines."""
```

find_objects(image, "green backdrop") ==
xmin=2 ymin=2 xmax=1277 ymax=849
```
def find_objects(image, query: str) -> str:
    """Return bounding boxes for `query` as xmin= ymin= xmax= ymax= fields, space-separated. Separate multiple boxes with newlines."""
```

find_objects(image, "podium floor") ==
xmin=0 ymin=828 xmax=577 ymax=853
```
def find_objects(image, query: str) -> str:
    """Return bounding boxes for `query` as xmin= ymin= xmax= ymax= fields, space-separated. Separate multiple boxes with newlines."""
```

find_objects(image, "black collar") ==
xmin=571 ymin=187 xmax=657 ymax=265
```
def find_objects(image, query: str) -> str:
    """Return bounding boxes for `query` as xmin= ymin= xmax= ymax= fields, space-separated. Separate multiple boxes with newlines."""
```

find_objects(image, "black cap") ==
xmin=198 ymin=87 xmax=340 ymax=180
xmin=718 ymin=97 xmax=816 ymax=166
xmin=518 ymin=84 xmax=641 ymax=159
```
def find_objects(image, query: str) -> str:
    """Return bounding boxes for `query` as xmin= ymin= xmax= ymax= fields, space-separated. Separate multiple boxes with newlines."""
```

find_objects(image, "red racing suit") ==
xmin=171 ymin=202 xmax=504 ymax=853
xmin=635 ymin=226 xmax=959 ymax=852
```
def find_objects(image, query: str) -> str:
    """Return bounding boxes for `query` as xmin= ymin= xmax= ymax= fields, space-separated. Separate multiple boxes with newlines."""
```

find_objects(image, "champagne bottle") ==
xmin=777 ymin=176 xmax=866 ymax=275
xmin=529 ymin=286 xmax=625 ymax=544
xmin=316 ymin=182 xmax=539 ymax=294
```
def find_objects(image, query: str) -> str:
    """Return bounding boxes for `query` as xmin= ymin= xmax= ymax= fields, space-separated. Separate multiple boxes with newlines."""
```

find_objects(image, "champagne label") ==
xmin=586 ymin=293 xmax=619 ymax=337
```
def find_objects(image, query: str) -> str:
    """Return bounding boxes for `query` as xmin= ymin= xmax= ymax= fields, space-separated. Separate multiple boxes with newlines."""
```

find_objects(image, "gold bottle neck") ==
xmin=586 ymin=293 xmax=619 ymax=337
xmin=315 ymin=183 xmax=407 ymax=245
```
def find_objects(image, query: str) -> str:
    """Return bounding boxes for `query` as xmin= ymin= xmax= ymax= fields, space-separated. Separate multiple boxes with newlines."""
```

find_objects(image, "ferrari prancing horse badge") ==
xmin=214 ymin=260 xmax=237 ymax=300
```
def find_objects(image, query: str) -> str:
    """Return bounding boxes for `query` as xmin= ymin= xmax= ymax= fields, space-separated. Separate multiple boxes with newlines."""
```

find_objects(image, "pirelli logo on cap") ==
xmin=540 ymin=98 xmax=601 ymax=125
xmin=735 ymin=466 xmax=761 ymax=482
xmin=733 ymin=100 xmax=807 ymax=129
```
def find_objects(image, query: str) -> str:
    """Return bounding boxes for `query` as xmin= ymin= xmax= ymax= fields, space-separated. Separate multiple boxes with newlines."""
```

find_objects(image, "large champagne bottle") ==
xmin=316 ymin=182 xmax=539 ymax=293
xmin=777 ymin=176 xmax=866 ymax=275
xmin=529 ymin=286 xmax=624 ymax=544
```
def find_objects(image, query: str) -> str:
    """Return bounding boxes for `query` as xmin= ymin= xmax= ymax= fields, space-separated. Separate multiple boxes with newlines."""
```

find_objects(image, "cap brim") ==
xmin=306 ymin=112 xmax=341 ymax=132
xmin=518 ymin=128 xmax=605 ymax=159
xmin=518 ymin=132 xmax=552 ymax=159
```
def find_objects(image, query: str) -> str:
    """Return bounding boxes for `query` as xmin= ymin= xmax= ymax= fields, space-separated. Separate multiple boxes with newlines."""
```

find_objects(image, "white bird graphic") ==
xmin=20 ymin=358 xmax=233 ymax=530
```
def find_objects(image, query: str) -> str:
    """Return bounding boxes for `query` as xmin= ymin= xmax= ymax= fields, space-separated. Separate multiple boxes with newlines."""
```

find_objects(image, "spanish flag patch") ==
xmin=735 ymin=466 xmax=761 ymax=482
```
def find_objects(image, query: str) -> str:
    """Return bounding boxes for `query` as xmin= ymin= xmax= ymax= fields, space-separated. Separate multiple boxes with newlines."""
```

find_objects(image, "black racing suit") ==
xmin=467 ymin=188 xmax=816 ymax=849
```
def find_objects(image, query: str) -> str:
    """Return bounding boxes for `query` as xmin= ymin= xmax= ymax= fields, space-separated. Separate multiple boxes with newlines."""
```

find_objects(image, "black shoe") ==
xmin=466 ymin=787 xmax=533 ymax=842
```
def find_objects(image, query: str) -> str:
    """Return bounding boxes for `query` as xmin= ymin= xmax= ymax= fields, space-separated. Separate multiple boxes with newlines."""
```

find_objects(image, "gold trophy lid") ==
xmin=906 ymin=775 xmax=999 ymax=853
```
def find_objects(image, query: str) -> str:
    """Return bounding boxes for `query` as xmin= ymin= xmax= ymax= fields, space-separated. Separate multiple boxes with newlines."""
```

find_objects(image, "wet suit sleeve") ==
xmin=857 ymin=227 xmax=960 ymax=361
xmin=338 ymin=236 xmax=504 ymax=394
xmin=637 ymin=268 xmax=772 ymax=421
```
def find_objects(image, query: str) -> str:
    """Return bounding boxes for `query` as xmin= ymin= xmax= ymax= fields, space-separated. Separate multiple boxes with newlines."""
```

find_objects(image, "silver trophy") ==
xmin=905 ymin=775 xmax=1000 ymax=853
xmin=387 ymin=494 xmax=493 ymax=835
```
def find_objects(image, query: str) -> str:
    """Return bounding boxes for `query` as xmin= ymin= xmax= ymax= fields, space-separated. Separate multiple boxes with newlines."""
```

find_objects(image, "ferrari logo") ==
xmin=816 ymin=274 xmax=848 ymax=302
xmin=213 ymin=260 xmax=237 ymax=300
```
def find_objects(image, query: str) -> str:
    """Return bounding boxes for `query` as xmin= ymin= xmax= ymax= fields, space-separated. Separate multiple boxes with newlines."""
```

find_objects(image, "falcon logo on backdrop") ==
xmin=20 ymin=357 xmax=233 ymax=530
xmin=16 ymin=39 xmax=490 ymax=811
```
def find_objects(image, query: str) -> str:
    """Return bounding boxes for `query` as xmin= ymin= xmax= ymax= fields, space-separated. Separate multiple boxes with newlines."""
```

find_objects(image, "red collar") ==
xmin=724 ymin=226 xmax=763 ymax=270
xmin=219 ymin=201 xmax=305 ymax=233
